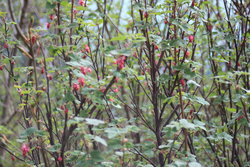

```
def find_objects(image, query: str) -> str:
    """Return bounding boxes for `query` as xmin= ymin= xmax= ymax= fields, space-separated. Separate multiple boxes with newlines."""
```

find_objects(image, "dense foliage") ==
xmin=0 ymin=0 xmax=249 ymax=166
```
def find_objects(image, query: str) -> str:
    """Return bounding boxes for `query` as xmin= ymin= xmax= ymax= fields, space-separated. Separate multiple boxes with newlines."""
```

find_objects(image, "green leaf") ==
xmin=188 ymin=162 xmax=202 ymax=167
xmin=94 ymin=136 xmax=107 ymax=146
xmin=179 ymin=119 xmax=196 ymax=130
xmin=110 ymin=34 xmax=128 ymax=41
xmin=0 ymin=125 xmax=13 ymax=135
xmin=187 ymin=80 xmax=200 ymax=87
xmin=85 ymin=118 xmax=105 ymax=126
xmin=47 ymin=143 xmax=61 ymax=152
xmin=183 ymin=93 xmax=209 ymax=105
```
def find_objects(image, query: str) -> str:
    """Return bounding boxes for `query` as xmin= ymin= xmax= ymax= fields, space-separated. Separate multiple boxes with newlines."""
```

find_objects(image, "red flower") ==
xmin=78 ymin=0 xmax=85 ymax=6
xmin=64 ymin=108 xmax=69 ymax=114
xmin=78 ymin=77 xmax=85 ymax=87
xmin=185 ymin=50 xmax=190 ymax=58
xmin=0 ymin=65 xmax=3 ymax=71
xmin=41 ymin=67 xmax=45 ymax=74
xmin=180 ymin=79 xmax=186 ymax=87
xmin=109 ymin=98 xmax=114 ymax=102
xmin=84 ymin=44 xmax=90 ymax=53
xmin=49 ymin=14 xmax=54 ymax=20
xmin=46 ymin=23 xmax=51 ymax=29
xmin=207 ymin=24 xmax=213 ymax=31
xmin=11 ymin=155 xmax=15 ymax=161
xmin=191 ymin=0 xmax=195 ymax=7
xmin=21 ymin=143 xmax=30 ymax=157
xmin=115 ymin=56 xmax=126 ymax=70
xmin=60 ymin=105 xmax=65 ymax=110
xmin=57 ymin=156 xmax=63 ymax=161
xmin=164 ymin=20 xmax=168 ymax=24
xmin=31 ymin=36 xmax=37 ymax=45
xmin=80 ymin=66 xmax=87 ymax=75
xmin=73 ymin=83 xmax=80 ymax=91
xmin=73 ymin=9 xmax=78 ymax=15
xmin=188 ymin=35 xmax=194 ymax=43
xmin=47 ymin=74 xmax=53 ymax=80
xmin=189 ymin=109 xmax=194 ymax=115
xmin=87 ymin=67 xmax=92 ymax=73
xmin=113 ymin=88 xmax=119 ymax=93
xmin=3 ymin=43 xmax=8 ymax=48
xmin=236 ymin=115 xmax=244 ymax=121
xmin=154 ymin=44 xmax=159 ymax=50
xmin=144 ymin=12 xmax=149 ymax=19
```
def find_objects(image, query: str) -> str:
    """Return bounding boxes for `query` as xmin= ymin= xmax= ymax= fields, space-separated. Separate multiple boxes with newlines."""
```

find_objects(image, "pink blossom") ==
xmin=80 ymin=66 xmax=87 ymax=75
xmin=78 ymin=0 xmax=85 ymax=6
xmin=113 ymin=88 xmax=119 ymax=93
xmin=73 ymin=9 xmax=78 ymax=15
xmin=78 ymin=77 xmax=85 ymax=87
xmin=185 ymin=50 xmax=190 ymax=58
xmin=57 ymin=156 xmax=63 ymax=161
xmin=115 ymin=56 xmax=126 ymax=70
xmin=188 ymin=35 xmax=194 ymax=43
xmin=84 ymin=44 xmax=90 ymax=53
xmin=73 ymin=83 xmax=80 ymax=91
xmin=21 ymin=143 xmax=30 ymax=157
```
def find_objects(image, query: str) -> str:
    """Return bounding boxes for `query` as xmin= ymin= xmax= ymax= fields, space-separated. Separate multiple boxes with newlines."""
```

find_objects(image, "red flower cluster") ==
xmin=47 ymin=74 xmax=53 ymax=80
xmin=80 ymin=66 xmax=92 ymax=75
xmin=144 ymin=12 xmax=149 ymax=19
xmin=49 ymin=14 xmax=55 ymax=20
xmin=41 ymin=67 xmax=45 ymax=74
xmin=185 ymin=50 xmax=190 ymax=58
xmin=3 ymin=43 xmax=8 ymax=49
xmin=73 ymin=83 xmax=80 ymax=91
xmin=60 ymin=105 xmax=69 ymax=114
xmin=84 ymin=44 xmax=90 ymax=53
xmin=115 ymin=56 xmax=126 ymax=70
xmin=58 ymin=156 xmax=63 ymax=161
xmin=78 ymin=77 xmax=85 ymax=86
xmin=78 ymin=0 xmax=85 ymax=6
xmin=21 ymin=143 xmax=30 ymax=157
xmin=180 ymin=79 xmax=186 ymax=87
xmin=31 ymin=36 xmax=37 ymax=45
xmin=188 ymin=35 xmax=194 ymax=43
xmin=46 ymin=23 xmax=51 ymax=29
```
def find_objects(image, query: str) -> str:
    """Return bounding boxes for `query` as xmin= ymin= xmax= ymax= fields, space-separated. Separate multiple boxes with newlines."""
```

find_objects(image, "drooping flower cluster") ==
xmin=80 ymin=66 xmax=92 ymax=75
xmin=21 ymin=143 xmax=30 ymax=157
xmin=115 ymin=56 xmax=126 ymax=70
xmin=188 ymin=35 xmax=194 ymax=43
xmin=78 ymin=77 xmax=85 ymax=87
xmin=84 ymin=44 xmax=90 ymax=53
xmin=73 ymin=83 xmax=80 ymax=91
